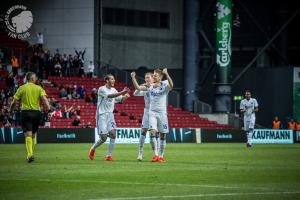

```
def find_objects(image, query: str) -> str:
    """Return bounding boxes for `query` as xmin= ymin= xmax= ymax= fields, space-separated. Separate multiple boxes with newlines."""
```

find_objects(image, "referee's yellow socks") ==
xmin=32 ymin=135 xmax=36 ymax=153
xmin=25 ymin=136 xmax=33 ymax=158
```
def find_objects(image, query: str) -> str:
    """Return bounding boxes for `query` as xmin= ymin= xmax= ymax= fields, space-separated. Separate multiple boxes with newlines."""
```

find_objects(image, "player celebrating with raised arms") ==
xmin=240 ymin=90 xmax=259 ymax=148
xmin=132 ymin=72 xmax=154 ymax=161
xmin=131 ymin=68 xmax=173 ymax=162
xmin=89 ymin=74 xmax=130 ymax=161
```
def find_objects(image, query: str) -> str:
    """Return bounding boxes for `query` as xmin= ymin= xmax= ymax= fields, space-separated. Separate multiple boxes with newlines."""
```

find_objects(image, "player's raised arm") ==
xmin=162 ymin=68 xmax=173 ymax=90
xmin=131 ymin=72 xmax=147 ymax=91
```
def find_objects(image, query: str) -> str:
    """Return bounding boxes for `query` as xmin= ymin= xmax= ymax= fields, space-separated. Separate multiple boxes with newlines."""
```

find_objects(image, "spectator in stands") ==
xmin=3 ymin=113 xmax=12 ymax=127
xmin=50 ymin=107 xmax=63 ymax=119
xmin=62 ymin=54 xmax=68 ymax=76
xmin=59 ymin=88 xmax=67 ymax=99
xmin=72 ymin=55 xmax=80 ymax=76
xmin=74 ymin=105 xmax=81 ymax=116
xmin=49 ymin=97 xmax=61 ymax=109
xmin=37 ymin=32 xmax=44 ymax=49
xmin=54 ymin=61 xmax=62 ymax=76
xmin=72 ymin=82 xmax=77 ymax=90
xmin=296 ymin=119 xmax=300 ymax=131
xmin=91 ymin=88 xmax=97 ymax=105
xmin=0 ymin=89 xmax=5 ymax=101
xmin=87 ymin=61 xmax=94 ymax=78
xmin=11 ymin=55 xmax=19 ymax=76
xmin=65 ymin=54 xmax=72 ymax=77
xmin=72 ymin=115 xmax=81 ymax=126
xmin=64 ymin=104 xmax=74 ymax=119
xmin=44 ymin=50 xmax=52 ymax=78
xmin=6 ymin=73 xmax=15 ymax=93
xmin=74 ymin=48 xmax=86 ymax=67
xmin=71 ymin=90 xmax=80 ymax=99
xmin=77 ymin=85 xmax=86 ymax=99
xmin=288 ymin=118 xmax=296 ymax=130
xmin=272 ymin=116 xmax=281 ymax=129
xmin=65 ymin=84 xmax=73 ymax=99
xmin=78 ymin=63 xmax=85 ymax=77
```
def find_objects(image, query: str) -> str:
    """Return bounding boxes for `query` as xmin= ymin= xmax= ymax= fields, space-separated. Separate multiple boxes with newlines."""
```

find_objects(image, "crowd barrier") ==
xmin=0 ymin=128 xmax=298 ymax=144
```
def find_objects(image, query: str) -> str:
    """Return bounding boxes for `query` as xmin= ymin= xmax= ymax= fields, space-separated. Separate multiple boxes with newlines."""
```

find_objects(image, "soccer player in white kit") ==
xmin=131 ymin=68 xmax=173 ymax=162
xmin=89 ymin=74 xmax=130 ymax=161
xmin=133 ymin=72 xmax=153 ymax=161
xmin=240 ymin=90 xmax=259 ymax=147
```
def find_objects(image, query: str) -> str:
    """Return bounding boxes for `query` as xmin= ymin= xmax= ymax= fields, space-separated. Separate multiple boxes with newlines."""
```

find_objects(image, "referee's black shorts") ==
xmin=21 ymin=110 xmax=41 ymax=133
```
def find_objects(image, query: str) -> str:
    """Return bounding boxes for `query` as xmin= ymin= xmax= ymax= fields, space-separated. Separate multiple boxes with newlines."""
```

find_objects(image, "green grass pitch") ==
xmin=0 ymin=143 xmax=300 ymax=200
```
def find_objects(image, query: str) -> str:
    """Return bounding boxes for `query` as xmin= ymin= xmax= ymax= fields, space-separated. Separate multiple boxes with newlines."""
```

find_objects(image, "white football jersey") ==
xmin=148 ymin=80 xmax=170 ymax=113
xmin=133 ymin=90 xmax=150 ymax=110
xmin=240 ymin=98 xmax=258 ymax=118
xmin=97 ymin=85 xmax=122 ymax=114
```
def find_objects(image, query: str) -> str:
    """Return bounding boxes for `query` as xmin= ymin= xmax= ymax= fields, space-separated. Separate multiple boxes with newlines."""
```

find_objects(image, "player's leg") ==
xmin=156 ymin=133 xmax=160 ymax=153
xmin=150 ymin=129 xmax=159 ymax=162
xmin=247 ymin=116 xmax=256 ymax=147
xmin=105 ymin=113 xmax=117 ymax=161
xmin=89 ymin=114 xmax=108 ymax=160
xmin=138 ymin=111 xmax=149 ymax=160
xmin=138 ymin=128 xmax=147 ymax=161
xmin=106 ymin=129 xmax=116 ymax=161
xmin=244 ymin=119 xmax=251 ymax=147
xmin=149 ymin=112 xmax=159 ymax=161
xmin=157 ymin=113 xmax=169 ymax=162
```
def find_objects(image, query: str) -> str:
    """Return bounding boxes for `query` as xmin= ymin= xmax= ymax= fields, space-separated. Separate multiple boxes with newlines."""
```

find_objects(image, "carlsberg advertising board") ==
xmin=216 ymin=0 xmax=232 ymax=83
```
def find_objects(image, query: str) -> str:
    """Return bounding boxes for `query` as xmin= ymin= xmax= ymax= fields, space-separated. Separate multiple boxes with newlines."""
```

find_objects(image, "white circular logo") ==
xmin=4 ymin=5 xmax=33 ymax=39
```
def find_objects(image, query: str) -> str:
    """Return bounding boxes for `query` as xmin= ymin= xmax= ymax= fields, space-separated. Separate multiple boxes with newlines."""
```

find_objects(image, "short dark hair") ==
xmin=104 ymin=74 xmax=114 ymax=81
xmin=26 ymin=72 xmax=36 ymax=82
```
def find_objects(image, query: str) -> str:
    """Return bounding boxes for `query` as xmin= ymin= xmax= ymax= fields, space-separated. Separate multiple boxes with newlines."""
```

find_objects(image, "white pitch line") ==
xmin=0 ymin=178 xmax=238 ymax=189
xmin=89 ymin=191 xmax=300 ymax=200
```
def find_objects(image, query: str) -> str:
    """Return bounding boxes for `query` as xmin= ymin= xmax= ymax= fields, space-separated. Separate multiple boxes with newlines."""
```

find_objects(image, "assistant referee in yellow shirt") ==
xmin=9 ymin=72 xmax=50 ymax=163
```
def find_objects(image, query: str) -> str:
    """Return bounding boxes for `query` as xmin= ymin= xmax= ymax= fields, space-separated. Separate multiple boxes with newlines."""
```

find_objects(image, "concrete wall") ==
xmin=199 ymin=114 xmax=229 ymax=125
xmin=100 ymin=0 xmax=183 ymax=69
xmin=24 ymin=0 xmax=94 ymax=65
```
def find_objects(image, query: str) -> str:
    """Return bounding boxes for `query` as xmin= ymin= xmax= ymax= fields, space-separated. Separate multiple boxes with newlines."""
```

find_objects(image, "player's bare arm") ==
xmin=107 ymin=87 xmax=130 ymax=98
xmin=131 ymin=72 xmax=147 ymax=91
xmin=162 ymin=68 xmax=174 ymax=90
xmin=121 ymin=93 xmax=130 ymax=102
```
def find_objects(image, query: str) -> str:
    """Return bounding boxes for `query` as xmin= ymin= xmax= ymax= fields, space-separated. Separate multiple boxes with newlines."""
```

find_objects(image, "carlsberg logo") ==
xmin=217 ymin=22 xmax=231 ymax=67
